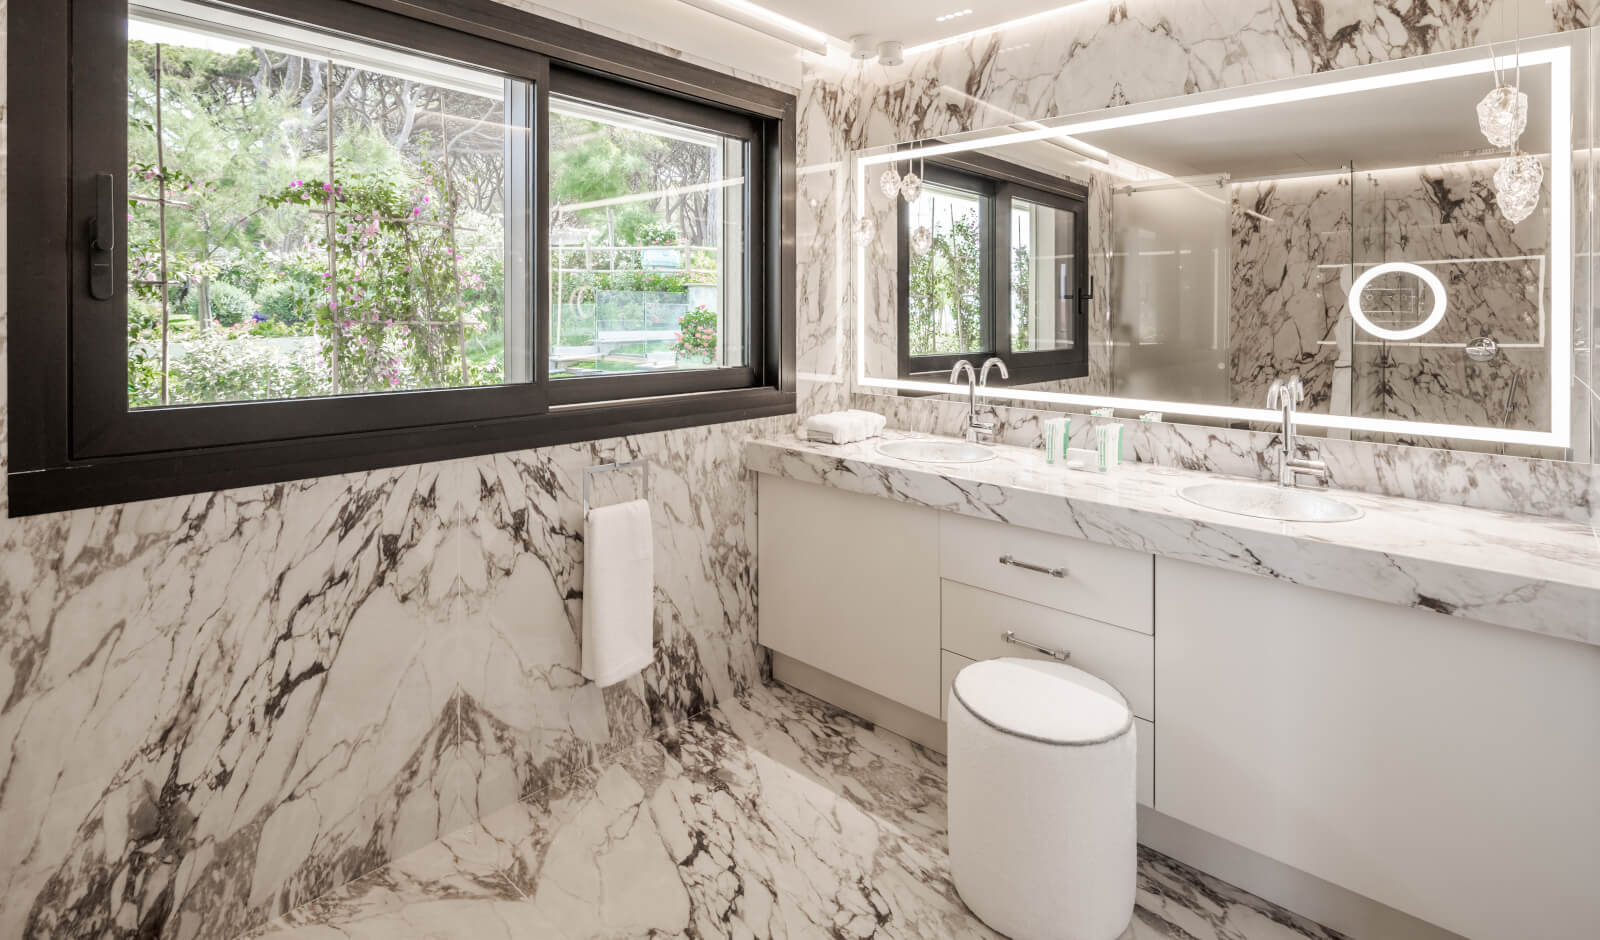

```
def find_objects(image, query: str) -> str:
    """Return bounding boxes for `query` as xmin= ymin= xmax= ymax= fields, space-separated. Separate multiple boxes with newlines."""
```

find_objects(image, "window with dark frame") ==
xmin=896 ymin=153 xmax=1089 ymax=386
xmin=8 ymin=0 xmax=796 ymax=515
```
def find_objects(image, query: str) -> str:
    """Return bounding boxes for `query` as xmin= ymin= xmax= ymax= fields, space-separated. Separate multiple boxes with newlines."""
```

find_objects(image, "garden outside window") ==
xmin=8 ymin=0 xmax=796 ymax=514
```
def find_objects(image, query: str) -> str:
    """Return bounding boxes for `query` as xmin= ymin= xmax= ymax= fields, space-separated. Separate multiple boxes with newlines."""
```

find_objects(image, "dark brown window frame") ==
xmin=8 ymin=0 xmax=796 ymax=516
xmin=896 ymin=149 xmax=1089 ymax=387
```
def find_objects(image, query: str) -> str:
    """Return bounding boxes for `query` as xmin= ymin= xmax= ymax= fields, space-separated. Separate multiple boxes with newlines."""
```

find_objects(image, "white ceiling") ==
xmin=751 ymin=0 xmax=1080 ymax=50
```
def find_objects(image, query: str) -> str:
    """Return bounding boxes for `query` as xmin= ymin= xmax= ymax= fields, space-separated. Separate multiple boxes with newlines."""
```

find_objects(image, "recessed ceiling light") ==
xmin=935 ymin=9 xmax=974 ymax=23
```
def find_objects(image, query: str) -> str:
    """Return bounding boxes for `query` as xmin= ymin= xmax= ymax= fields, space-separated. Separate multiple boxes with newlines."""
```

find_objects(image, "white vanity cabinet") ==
xmin=1155 ymin=557 xmax=1600 ymax=940
xmin=760 ymin=477 xmax=1158 ymax=805
xmin=757 ymin=475 xmax=942 ymax=716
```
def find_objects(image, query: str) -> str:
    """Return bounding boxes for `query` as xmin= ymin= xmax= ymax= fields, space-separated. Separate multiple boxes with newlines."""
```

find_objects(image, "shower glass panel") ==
xmin=1109 ymin=181 xmax=1230 ymax=404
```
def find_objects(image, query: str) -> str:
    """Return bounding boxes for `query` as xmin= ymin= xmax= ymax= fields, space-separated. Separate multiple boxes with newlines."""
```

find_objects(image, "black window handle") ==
xmin=89 ymin=172 xmax=115 ymax=300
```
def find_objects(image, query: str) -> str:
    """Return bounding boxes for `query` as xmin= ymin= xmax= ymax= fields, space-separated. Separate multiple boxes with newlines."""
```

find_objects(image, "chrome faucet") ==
xmin=950 ymin=357 xmax=1008 ymax=444
xmin=1266 ymin=375 xmax=1329 ymax=488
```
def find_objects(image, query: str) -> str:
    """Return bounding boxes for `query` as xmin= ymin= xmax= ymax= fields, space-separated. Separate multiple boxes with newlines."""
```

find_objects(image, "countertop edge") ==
xmin=744 ymin=437 xmax=1600 ymax=649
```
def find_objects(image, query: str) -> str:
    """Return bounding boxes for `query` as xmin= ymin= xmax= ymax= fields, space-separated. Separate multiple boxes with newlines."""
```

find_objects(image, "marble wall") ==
xmin=1226 ymin=162 xmax=1552 ymax=440
xmin=817 ymin=0 xmax=1596 ymax=496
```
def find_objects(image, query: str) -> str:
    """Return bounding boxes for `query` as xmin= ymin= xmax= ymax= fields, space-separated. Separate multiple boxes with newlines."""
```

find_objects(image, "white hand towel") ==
xmin=802 ymin=409 xmax=887 ymax=444
xmin=581 ymin=498 xmax=654 ymax=687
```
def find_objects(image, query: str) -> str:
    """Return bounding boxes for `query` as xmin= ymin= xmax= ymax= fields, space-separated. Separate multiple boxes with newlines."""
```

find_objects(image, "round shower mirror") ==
xmin=1347 ymin=262 xmax=1448 ymax=341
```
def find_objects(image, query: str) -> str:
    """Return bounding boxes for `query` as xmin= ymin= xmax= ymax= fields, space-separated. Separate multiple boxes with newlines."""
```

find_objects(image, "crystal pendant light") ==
xmin=1493 ymin=151 xmax=1543 ymax=224
xmin=852 ymin=215 xmax=876 ymax=245
xmin=878 ymin=167 xmax=902 ymax=199
xmin=900 ymin=170 xmax=922 ymax=204
xmin=910 ymin=225 xmax=933 ymax=255
xmin=1476 ymin=84 xmax=1528 ymax=148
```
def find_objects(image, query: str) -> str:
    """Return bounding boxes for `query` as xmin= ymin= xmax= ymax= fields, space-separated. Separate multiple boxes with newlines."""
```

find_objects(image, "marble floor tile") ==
xmin=243 ymin=683 xmax=1345 ymax=940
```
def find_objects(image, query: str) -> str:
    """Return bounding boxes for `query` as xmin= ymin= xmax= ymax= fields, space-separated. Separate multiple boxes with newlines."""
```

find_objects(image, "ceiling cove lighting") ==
xmin=1347 ymin=262 xmax=1450 ymax=341
xmin=907 ymin=3 xmax=1092 ymax=55
xmin=854 ymin=44 xmax=1573 ymax=449
xmin=676 ymin=0 xmax=831 ymax=56
xmin=936 ymin=9 xmax=974 ymax=23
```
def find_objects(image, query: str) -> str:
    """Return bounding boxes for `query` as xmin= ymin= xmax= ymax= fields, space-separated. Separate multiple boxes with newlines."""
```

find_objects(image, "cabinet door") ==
xmin=758 ymin=475 xmax=941 ymax=716
xmin=1155 ymin=557 xmax=1600 ymax=940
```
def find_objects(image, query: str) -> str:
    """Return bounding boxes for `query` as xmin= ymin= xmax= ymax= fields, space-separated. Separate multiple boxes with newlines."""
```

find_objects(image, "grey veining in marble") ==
xmin=243 ymin=682 xmax=1348 ymax=940
xmin=746 ymin=431 xmax=1600 ymax=647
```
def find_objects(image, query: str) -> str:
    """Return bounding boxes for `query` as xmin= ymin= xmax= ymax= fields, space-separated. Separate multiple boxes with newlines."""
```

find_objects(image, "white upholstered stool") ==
xmin=947 ymin=657 xmax=1136 ymax=940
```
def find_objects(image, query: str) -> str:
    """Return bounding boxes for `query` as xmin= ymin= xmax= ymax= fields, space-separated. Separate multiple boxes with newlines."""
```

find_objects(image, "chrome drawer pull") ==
xmin=999 ymin=554 xmax=1066 ymax=578
xmin=1003 ymin=631 xmax=1071 ymax=661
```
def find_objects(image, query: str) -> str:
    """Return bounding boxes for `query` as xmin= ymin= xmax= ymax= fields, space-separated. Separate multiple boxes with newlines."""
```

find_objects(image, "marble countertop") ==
xmin=745 ymin=432 xmax=1600 ymax=648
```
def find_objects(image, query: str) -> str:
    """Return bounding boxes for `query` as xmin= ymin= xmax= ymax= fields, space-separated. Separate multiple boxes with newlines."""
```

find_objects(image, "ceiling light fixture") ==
xmin=935 ymin=9 xmax=974 ymax=23
xmin=676 ymin=0 xmax=831 ymax=56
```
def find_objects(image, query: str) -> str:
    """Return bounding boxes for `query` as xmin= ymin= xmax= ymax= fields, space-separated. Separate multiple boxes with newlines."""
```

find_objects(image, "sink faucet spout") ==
xmin=1266 ymin=375 xmax=1330 ymax=488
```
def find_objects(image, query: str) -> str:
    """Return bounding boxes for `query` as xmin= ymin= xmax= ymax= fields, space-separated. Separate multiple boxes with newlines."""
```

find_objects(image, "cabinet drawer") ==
xmin=939 ymin=512 xmax=1154 ymax=633
xmin=941 ymin=579 xmax=1153 ymax=720
xmin=941 ymin=646 xmax=1152 ymax=807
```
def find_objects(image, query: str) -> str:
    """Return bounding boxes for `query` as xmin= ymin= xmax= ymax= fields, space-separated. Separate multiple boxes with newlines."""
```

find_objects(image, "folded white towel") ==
xmin=581 ymin=498 xmax=654 ymax=687
xmin=802 ymin=409 xmax=887 ymax=444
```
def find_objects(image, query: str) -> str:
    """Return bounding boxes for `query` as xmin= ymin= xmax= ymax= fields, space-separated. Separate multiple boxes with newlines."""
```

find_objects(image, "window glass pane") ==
xmin=907 ymin=181 xmax=985 ymax=358
xmin=1011 ymin=197 xmax=1077 ymax=353
xmin=549 ymin=95 xmax=748 ymax=379
xmin=127 ymin=2 xmax=533 ymax=408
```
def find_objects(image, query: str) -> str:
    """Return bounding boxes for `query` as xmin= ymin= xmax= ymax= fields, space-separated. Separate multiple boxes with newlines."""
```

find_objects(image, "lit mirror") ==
xmin=852 ymin=32 xmax=1592 ymax=456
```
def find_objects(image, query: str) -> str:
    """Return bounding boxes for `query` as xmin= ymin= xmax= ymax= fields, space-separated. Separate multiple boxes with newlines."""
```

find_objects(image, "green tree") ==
xmin=908 ymin=212 xmax=983 ymax=356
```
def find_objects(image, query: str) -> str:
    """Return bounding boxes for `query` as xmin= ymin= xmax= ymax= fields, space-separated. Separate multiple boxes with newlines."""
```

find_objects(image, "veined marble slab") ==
xmin=745 ymin=432 xmax=1600 ymax=647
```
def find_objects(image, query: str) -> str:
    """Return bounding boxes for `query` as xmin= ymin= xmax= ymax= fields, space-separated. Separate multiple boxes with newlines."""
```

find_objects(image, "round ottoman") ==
xmin=947 ymin=657 xmax=1136 ymax=940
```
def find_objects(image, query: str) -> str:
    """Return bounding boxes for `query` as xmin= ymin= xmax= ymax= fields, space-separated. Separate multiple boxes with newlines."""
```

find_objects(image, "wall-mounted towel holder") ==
xmin=583 ymin=459 xmax=650 ymax=516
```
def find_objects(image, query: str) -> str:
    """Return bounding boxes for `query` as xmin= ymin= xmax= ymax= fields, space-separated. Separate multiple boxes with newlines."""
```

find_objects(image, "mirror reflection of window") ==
xmin=907 ymin=181 xmax=986 ymax=358
xmin=1010 ymin=198 xmax=1078 ymax=355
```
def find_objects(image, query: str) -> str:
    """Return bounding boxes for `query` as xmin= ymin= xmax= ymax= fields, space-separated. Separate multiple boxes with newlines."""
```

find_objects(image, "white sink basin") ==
xmin=1179 ymin=481 xmax=1363 ymax=523
xmin=876 ymin=438 xmax=996 ymax=464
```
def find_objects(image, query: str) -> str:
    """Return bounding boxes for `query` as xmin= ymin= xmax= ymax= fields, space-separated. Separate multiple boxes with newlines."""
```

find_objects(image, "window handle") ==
xmin=1062 ymin=274 xmax=1095 ymax=302
xmin=89 ymin=173 xmax=115 ymax=300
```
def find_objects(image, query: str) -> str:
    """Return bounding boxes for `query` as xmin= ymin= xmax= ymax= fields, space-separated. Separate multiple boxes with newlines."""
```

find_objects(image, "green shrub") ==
xmin=179 ymin=279 xmax=255 ymax=326
xmin=255 ymin=282 xmax=309 ymax=326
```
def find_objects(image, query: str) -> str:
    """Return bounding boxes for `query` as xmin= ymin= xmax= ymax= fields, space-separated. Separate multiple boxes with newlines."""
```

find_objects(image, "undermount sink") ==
xmin=1179 ymin=481 xmax=1363 ymax=523
xmin=876 ymin=438 xmax=996 ymax=464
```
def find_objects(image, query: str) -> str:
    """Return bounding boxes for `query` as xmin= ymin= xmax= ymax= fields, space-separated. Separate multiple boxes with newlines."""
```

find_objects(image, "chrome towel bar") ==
xmin=583 ymin=459 xmax=650 ymax=516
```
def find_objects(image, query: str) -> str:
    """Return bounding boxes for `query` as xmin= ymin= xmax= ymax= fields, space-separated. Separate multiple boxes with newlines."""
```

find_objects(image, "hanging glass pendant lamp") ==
xmin=878 ymin=166 xmax=902 ymax=199
xmin=1493 ymin=151 xmax=1543 ymax=224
